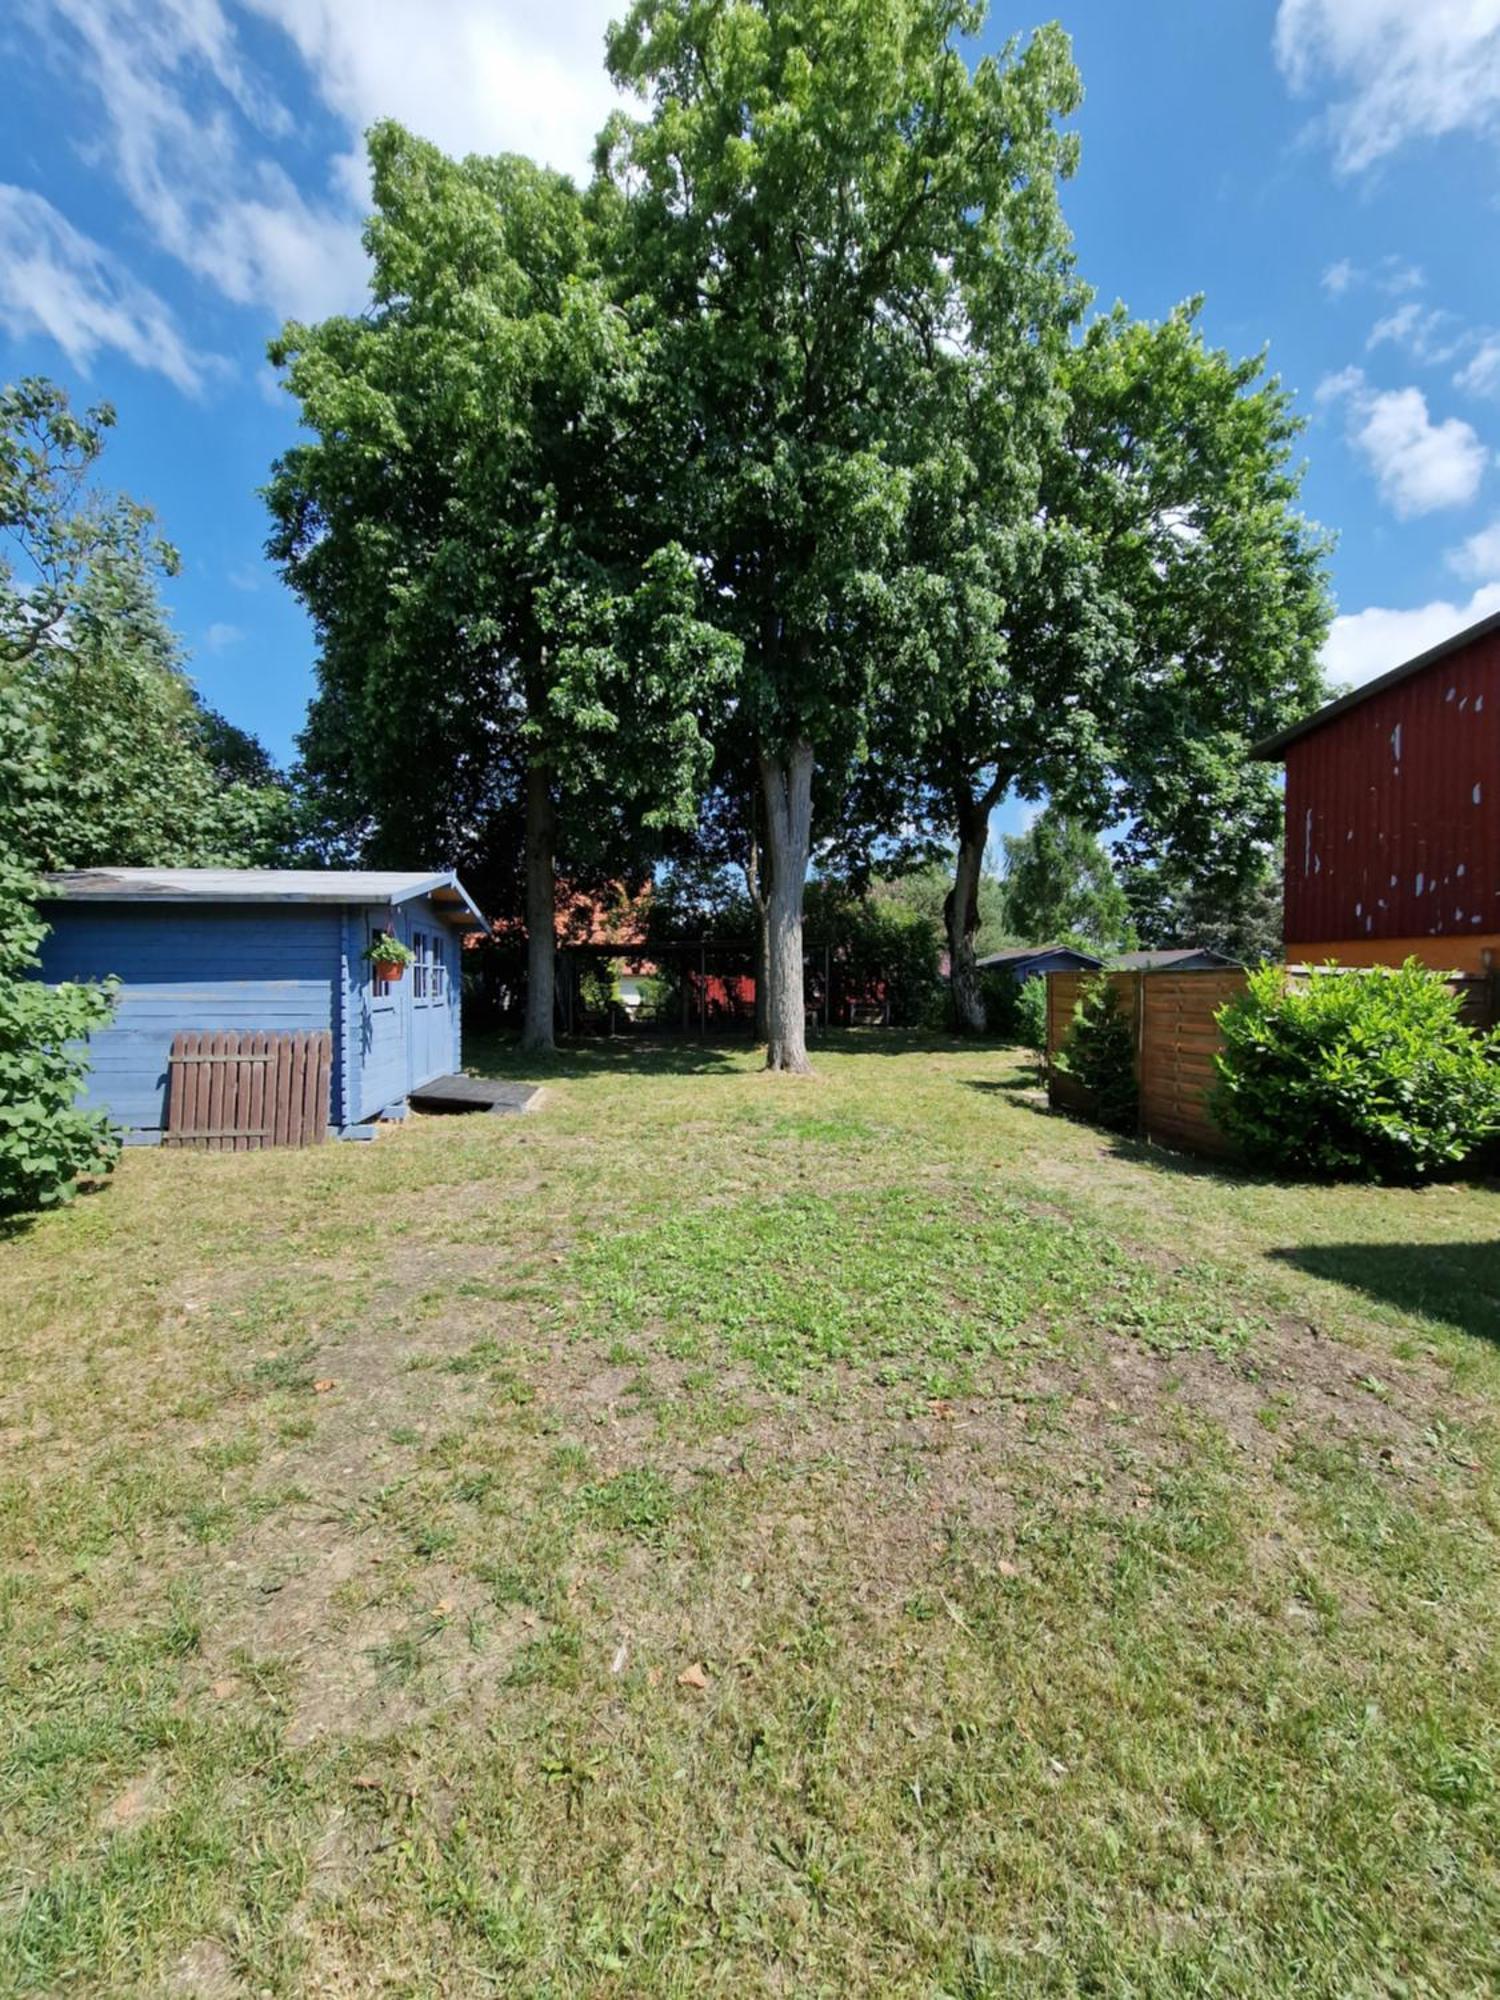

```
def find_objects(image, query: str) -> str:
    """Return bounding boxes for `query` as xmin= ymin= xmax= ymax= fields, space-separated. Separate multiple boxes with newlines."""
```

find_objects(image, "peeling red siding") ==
xmin=1283 ymin=623 xmax=1500 ymax=948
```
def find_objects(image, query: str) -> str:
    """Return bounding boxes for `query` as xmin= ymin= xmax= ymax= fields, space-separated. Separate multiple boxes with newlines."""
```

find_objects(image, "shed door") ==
xmin=409 ymin=926 xmax=452 ymax=1088
xmin=361 ymin=912 xmax=408 ymax=1114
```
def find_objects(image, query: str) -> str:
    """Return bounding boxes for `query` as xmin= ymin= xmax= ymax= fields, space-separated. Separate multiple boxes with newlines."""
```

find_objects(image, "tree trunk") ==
xmin=753 ymin=906 xmax=769 ymax=1043
xmin=945 ymin=795 xmax=991 ymax=1037
xmin=743 ymin=825 xmax=770 ymax=1044
xmin=521 ymin=761 xmax=557 ymax=1053
xmin=759 ymin=739 xmax=815 ymax=1073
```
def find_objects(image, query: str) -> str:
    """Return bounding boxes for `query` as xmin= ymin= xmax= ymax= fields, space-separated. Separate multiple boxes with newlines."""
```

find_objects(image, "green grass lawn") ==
xmin=2 ymin=1034 xmax=1497 ymax=1997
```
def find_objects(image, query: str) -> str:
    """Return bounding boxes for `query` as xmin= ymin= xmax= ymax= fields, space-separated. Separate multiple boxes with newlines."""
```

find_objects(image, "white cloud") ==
xmin=0 ymin=183 xmax=216 ymax=393
xmin=203 ymin=620 xmax=245 ymax=650
xmin=1367 ymin=301 xmax=1461 ymax=364
xmin=1317 ymin=367 xmax=1487 ymax=516
xmin=1448 ymin=517 xmax=1500 ymax=581
xmin=1321 ymin=257 xmax=1356 ymax=297
xmin=1457 ymin=336 xmax=1500 ymax=399
xmin=39 ymin=0 xmax=367 ymax=321
xmin=1323 ymin=584 xmax=1500 ymax=688
xmin=244 ymin=0 xmax=623 ymax=183
xmin=1320 ymin=255 xmax=1425 ymax=302
xmin=1275 ymin=1 xmax=1500 ymax=173
xmin=32 ymin=0 xmax=625 ymax=328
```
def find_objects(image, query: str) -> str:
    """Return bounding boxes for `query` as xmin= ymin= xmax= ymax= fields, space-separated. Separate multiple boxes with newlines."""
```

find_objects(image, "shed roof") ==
xmin=40 ymin=867 xmax=488 ymax=930
xmin=1110 ymin=948 xmax=1241 ymax=971
xmin=976 ymin=944 xmax=1105 ymax=969
xmin=1250 ymin=605 xmax=1500 ymax=760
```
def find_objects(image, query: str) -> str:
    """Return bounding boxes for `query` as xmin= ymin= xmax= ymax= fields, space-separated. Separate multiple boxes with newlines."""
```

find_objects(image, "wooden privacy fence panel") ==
xmin=1138 ymin=973 xmax=1245 ymax=1157
xmin=1047 ymin=968 xmax=1245 ymax=1159
xmin=1046 ymin=963 xmax=1500 ymax=1161
xmin=164 ymin=1030 xmax=331 ymax=1150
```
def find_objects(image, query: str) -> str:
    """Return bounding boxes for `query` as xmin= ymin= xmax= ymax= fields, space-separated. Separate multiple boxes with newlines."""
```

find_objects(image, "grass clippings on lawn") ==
xmin=1 ymin=1035 xmax=1497 ymax=1997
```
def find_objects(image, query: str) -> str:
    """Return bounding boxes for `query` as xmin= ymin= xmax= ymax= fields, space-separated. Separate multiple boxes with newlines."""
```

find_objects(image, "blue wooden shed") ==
xmin=37 ymin=867 xmax=488 ymax=1143
xmin=975 ymin=944 xmax=1105 ymax=983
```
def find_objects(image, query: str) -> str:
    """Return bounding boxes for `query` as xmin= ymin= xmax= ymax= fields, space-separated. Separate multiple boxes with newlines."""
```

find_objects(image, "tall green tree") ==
xmin=268 ymin=123 xmax=737 ymax=1051
xmin=1062 ymin=305 xmax=1331 ymax=917
xmin=1122 ymin=848 xmax=1283 ymax=965
xmin=912 ymin=302 xmax=1330 ymax=1032
xmin=602 ymin=0 xmax=1084 ymax=1069
xmin=0 ymin=378 xmax=291 ymax=872
xmin=999 ymin=809 xmax=1133 ymax=952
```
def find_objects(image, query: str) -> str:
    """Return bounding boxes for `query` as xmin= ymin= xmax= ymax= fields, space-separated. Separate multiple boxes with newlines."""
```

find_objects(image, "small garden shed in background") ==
xmin=976 ymin=944 xmax=1104 ymax=983
xmin=37 ymin=868 xmax=487 ymax=1144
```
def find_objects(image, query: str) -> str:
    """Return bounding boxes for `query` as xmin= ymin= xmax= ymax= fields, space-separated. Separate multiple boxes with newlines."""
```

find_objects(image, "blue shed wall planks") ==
xmin=38 ymin=889 xmax=468 ymax=1140
xmin=38 ymin=902 xmax=343 ymax=1136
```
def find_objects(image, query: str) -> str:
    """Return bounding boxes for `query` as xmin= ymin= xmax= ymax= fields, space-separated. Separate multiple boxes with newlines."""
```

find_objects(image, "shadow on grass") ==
xmin=463 ymin=1027 xmax=1008 ymax=1084
xmin=463 ymin=1033 xmax=748 ymax=1083
xmin=1269 ymin=1241 xmax=1500 ymax=1343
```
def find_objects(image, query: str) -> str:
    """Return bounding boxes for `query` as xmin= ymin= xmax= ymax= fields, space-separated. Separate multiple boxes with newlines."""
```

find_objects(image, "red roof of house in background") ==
xmin=478 ymin=881 xmax=652 ymax=949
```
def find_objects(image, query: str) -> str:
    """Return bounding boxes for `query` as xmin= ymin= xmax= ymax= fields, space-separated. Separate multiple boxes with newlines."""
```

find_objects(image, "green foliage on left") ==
xmin=1 ymin=378 xmax=292 ymax=872
xmin=1055 ymin=975 xmax=1138 ymax=1133
xmin=0 ymin=860 xmax=119 ymax=1217
xmin=1214 ymin=960 xmax=1500 ymax=1182
xmin=577 ymin=962 xmax=622 ymax=1020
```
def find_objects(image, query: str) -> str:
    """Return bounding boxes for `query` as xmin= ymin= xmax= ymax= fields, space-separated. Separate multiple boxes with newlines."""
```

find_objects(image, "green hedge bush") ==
xmin=0 ymin=863 xmax=120 ymax=1218
xmin=982 ymin=968 xmax=1049 ymax=1051
xmin=1213 ymin=959 xmax=1500 ymax=1181
xmin=1054 ymin=975 xmax=1137 ymax=1133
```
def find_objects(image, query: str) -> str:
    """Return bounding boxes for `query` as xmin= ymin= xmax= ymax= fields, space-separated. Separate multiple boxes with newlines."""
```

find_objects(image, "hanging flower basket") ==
xmin=363 ymin=935 xmax=414 ymax=983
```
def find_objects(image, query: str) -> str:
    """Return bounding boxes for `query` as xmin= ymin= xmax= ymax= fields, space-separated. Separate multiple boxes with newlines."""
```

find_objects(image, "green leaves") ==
xmin=1000 ymin=810 xmax=1135 ymax=954
xmin=1213 ymin=961 xmax=1500 ymax=1181
xmin=603 ymin=0 xmax=1086 ymax=777
xmin=269 ymin=122 xmax=735 ymax=888
xmin=0 ymin=861 xmax=120 ymax=1218
xmin=1054 ymin=976 xmax=1139 ymax=1135
xmin=1 ymin=380 xmax=292 ymax=874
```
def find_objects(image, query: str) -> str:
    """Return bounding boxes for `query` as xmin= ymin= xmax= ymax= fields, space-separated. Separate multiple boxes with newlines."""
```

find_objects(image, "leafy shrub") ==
xmin=1213 ymin=959 xmax=1500 ymax=1181
xmin=1054 ymin=975 xmax=1137 ymax=1133
xmin=578 ymin=960 xmax=622 ymax=1018
xmin=0 ymin=862 xmax=120 ymax=1218
xmin=984 ymin=969 xmax=1049 ymax=1051
xmin=362 ymin=932 xmax=414 ymax=969
xmin=804 ymin=886 xmax=944 ymax=1029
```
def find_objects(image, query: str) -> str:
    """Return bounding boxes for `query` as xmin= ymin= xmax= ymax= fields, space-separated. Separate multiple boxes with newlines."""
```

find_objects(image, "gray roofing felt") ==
xmin=40 ymin=868 xmax=488 ymax=928
xmin=975 ymin=944 xmax=1104 ymax=967
xmin=1110 ymin=948 xmax=1241 ymax=970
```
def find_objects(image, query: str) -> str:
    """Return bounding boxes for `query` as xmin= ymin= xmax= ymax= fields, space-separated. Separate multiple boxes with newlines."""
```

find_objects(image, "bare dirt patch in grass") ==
xmin=2 ymin=1039 xmax=1497 ymax=1996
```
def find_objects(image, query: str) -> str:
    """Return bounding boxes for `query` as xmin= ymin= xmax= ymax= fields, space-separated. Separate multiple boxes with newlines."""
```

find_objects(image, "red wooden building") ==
xmin=1253 ymin=609 xmax=1500 ymax=973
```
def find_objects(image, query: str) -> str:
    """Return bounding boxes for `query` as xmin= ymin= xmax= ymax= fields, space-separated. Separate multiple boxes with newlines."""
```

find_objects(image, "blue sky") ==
xmin=3 ymin=2 xmax=1499 ymax=860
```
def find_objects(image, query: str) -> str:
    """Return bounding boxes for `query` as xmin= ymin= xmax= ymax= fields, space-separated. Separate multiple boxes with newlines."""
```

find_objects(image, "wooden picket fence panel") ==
xmin=164 ymin=1030 xmax=331 ymax=1150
